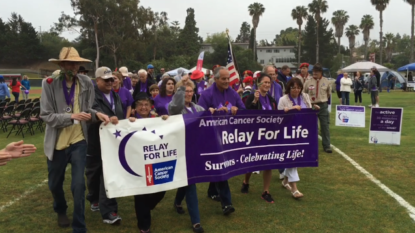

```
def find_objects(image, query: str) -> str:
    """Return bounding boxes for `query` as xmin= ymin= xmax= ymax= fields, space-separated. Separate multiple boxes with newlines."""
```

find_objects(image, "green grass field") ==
xmin=0 ymin=90 xmax=414 ymax=233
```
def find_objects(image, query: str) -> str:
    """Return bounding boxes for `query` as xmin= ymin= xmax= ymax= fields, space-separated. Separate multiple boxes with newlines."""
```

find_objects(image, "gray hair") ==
xmin=162 ymin=73 xmax=170 ymax=79
xmin=262 ymin=65 xmax=274 ymax=73
xmin=213 ymin=66 xmax=227 ymax=79
xmin=138 ymin=69 xmax=147 ymax=76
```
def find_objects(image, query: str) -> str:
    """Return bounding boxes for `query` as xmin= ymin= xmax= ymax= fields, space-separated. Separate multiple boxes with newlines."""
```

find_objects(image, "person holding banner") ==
xmin=133 ymin=69 xmax=155 ymax=99
xmin=278 ymin=78 xmax=320 ymax=198
xmin=129 ymin=93 xmax=168 ymax=233
xmin=241 ymin=73 xmax=279 ymax=203
xmin=86 ymin=67 xmax=127 ymax=225
xmin=167 ymin=81 xmax=205 ymax=233
xmin=153 ymin=77 xmax=176 ymax=115
xmin=303 ymin=63 xmax=333 ymax=153
xmin=198 ymin=66 xmax=245 ymax=215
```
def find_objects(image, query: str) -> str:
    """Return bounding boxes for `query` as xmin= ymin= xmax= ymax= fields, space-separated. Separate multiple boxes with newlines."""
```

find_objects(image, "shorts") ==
xmin=371 ymin=90 xmax=379 ymax=97
xmin=336 ymin=91 xmax=342 ymax=98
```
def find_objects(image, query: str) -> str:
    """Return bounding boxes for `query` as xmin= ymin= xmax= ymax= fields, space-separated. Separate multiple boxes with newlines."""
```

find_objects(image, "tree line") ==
xmin=0 ymin=0 xmax=414 ymax=75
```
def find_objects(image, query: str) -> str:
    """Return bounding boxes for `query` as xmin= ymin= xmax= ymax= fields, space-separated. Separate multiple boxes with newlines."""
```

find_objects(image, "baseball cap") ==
xmin=95 ymin=67 xmax=113 ymax=79
xmin=147 ymin=64 xmax=154 ymax=69
xmin=119 ymin=66 xmax=128 ymax=76
xmin=191 ymin=70 xmax=204 ymax=80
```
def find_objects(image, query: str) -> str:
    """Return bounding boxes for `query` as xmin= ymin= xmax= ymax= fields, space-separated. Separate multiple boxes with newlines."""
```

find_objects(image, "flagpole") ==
xmin=226 ymin=29 xmax=242 ymax=83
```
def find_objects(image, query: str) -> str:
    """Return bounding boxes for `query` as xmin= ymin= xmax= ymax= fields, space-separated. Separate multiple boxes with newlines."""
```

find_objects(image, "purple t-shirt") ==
xmin=123 ymin=77 xmax=132 ymax=91
xmin=198 ymin=83 xmax=246 ymax=110
xmin=154 ymin=95 xmax=173 ymax=115
xmin=115 ymin=87 xmax=134 ymax=117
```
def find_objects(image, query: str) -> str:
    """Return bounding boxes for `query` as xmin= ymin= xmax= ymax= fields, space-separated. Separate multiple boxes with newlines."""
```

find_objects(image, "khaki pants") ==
xmin=317 ymin=102 xmax=331 ymax=150
xmin=21 ymin=90 xmax=28 ymax=100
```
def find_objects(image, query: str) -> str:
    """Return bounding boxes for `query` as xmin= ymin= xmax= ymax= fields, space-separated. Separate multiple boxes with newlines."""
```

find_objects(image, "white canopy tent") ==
xmin=342 ymin=61 xmax=390 ymax=72
xmin=166 ymin=67 xmax=190 ymax=76
xmin=190 ymin=66 xmax=210 ymax=74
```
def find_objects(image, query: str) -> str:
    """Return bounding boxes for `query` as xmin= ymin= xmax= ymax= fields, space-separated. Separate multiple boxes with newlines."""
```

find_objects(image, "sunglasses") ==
xmin=103 ymin=78 xmax=114 ymax=83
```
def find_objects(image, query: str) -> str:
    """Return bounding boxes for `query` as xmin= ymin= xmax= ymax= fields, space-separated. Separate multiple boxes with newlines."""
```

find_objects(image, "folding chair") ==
xmin=28 ymin=107 xmax=41 ymax=134
xmin=0 ymin=101 xmax=6 ymax=108
xmin=7 ymin=108 xmax=32 ymax=138
xmin=32 ymin=98 xmax=40 ymax=103
xmin=25 ymin=99 xmax=32 ymax=104
xmin=1 ymin=105 xmax=14 ymax=132
xmin=12 ymin=104 xmax=26 ymax=119
xmin=4 ymin=98 xmax=11 ymax=104
xmin=33 ymin=101 xmax=40 ymax=109
xmin=25 ymin=102 xmax=34 ymax=110
xmin=17 ymin=99 xmax=26 ymax=106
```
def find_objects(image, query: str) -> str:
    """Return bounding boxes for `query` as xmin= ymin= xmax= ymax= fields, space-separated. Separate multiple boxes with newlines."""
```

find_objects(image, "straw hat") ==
xmin=49 ymin=47 xmax=92 ymax=64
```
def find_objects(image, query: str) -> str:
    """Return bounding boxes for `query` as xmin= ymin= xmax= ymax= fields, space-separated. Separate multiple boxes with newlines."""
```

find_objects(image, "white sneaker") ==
xmin=252 ymin=171 xmax=260 ymax=174
xmin=279 ymin=173 xmax=285 ymax=180
xmin=368 ymin=104 xmax=372 ymax=108
xmin=375 ymin=104 xmax=379 ymax=107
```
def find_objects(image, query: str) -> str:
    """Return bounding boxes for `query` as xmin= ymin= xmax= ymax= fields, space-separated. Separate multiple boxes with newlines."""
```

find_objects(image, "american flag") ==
xmin=226 ymin=43 xmax=240 ymax=86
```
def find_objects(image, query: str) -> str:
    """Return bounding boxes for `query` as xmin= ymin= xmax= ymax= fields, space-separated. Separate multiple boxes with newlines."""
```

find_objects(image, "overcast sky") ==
xmin=0 ymin=0 xmax=412 ymax=47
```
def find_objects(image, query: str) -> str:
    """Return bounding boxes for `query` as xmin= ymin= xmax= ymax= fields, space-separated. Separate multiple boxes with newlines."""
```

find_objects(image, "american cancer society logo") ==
xmin=115 ymin=126 xmax=178 ymax=186
xmin=338 ymin=113 xmax=349 ymax=123
xmin=370 ymin=136 xmax=378 ymax=144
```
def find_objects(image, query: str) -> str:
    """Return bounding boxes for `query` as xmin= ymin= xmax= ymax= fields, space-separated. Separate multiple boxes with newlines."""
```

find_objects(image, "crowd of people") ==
xmin=39 ymin=47 xmax=335 ymax=233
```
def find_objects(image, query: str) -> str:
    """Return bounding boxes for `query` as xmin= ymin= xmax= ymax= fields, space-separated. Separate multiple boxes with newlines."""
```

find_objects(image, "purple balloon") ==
xmin=24 ymin=90 xmax=29 ymax=94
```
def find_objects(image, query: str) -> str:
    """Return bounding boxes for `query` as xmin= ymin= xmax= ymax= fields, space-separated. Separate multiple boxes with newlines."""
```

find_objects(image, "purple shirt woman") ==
xmin=113 ymin=72 xmax=134 ymax=118
xmin=153 ymin=77 xmax=176 ymax=116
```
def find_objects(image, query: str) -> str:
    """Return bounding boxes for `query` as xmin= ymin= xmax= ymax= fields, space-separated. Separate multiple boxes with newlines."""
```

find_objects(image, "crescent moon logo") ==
xmin=118 ymin=131 xmax=142 ymax=177
xmin=338 ymin=113 xmax=342 ymax=120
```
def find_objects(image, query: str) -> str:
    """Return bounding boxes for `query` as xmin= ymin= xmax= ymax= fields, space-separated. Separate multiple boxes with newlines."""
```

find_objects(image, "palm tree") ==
xmin=360 ymin=15 xmax=375 ymax=60
xmin=404 ymin=0 xmax=415 ymax=62
xmin=371 ymin=0 xmax=390 ymax=64
xmin=384 ymin=33 xmax=395 ymax=63
xmin=248 ymin=2 xmax=265 ymax=61
xmin=308 ymin=0 xmax=329 ymax=63
xmin=345 ymin=25 xmax=360 ymax=63
xmin=291 ymin=6 xmax=308 ymax=66
xmin=331 ymin=10 xmax=349 ymax=54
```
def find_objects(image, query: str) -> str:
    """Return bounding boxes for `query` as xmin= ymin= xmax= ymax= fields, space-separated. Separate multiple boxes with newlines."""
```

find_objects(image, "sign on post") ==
xmin=369 ymin=107 xmax=403 ymax=145
xmin=335 ymin=105 xmax=366 ymax=128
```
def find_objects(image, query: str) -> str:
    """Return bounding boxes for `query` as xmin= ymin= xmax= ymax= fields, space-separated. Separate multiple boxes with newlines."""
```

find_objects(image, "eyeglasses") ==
xmin=104 ymin=78 xmax=114 ymax=83
xmin=185 ymin=90 xmax=194 ymax=93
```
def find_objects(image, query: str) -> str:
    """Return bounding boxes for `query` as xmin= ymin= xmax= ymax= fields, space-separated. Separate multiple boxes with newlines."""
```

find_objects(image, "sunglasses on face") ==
xmin=103 ymin=78 xmax=114 ymax=83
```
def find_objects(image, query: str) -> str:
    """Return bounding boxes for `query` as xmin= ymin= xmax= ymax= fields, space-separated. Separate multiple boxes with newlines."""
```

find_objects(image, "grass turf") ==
xmin=0 ymin=90 xmax=414 ymax=233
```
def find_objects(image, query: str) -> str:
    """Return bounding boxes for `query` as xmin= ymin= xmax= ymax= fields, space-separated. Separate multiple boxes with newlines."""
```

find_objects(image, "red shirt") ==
xmin=11 ymin=81 xmax=21 ymax=93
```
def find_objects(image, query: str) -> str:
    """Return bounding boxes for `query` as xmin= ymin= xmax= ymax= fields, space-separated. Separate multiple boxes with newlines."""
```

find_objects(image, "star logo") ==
xmin=113 ymin=130 xmax=121 ymax=138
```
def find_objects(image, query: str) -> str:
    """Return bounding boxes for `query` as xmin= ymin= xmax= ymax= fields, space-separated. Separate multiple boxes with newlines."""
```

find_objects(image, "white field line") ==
xmin=0 ymin=167 xmax=69 ymax=213
xmin=320 ymin=136 xmax=415 ymax=221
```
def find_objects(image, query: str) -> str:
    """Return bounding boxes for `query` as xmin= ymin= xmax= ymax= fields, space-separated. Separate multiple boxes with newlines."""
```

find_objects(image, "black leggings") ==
xmin=12 ymin=92 xmax=19 ymax=104
xmin=354 ymin=90 xmax=362 ymax=103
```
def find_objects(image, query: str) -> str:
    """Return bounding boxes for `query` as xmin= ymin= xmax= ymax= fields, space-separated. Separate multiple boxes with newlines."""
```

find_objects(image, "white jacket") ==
xmin=340 ymin=77 xmax=353 ymax=92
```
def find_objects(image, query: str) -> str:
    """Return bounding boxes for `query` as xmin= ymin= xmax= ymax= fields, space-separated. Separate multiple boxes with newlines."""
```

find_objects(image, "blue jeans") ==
xmin=341 ymin=92 xmax=350 ymax=105
xmin=175 ymin=184 xmax=201 ymax=225
xmin=0 ymin=95 xmax=5 ymax=101
xmin=47 ymin=140 xmax=87 ymax=233
xmin=12 ymin=92 xmax=19 ymax=104
xmin=208 ymin=181 xmax=232 ymax=208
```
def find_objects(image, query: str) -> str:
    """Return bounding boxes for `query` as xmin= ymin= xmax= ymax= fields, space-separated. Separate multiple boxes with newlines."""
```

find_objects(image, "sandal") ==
xmin=282 ymin=181 xmax=292 ymax=191
xmin=292 ymin=190 xmax=304 ymax=199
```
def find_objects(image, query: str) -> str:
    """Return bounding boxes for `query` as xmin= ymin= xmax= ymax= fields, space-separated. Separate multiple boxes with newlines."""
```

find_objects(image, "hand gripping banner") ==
xmin=100 ymin=110 xmax=319 ymax=198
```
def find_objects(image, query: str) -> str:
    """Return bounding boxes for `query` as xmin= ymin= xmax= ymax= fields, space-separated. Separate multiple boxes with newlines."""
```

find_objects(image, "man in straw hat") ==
xmin=41 ymin=47 xmax=111 ymax=232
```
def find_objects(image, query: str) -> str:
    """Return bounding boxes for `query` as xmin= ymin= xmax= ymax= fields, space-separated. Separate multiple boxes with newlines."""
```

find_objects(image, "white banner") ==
xmin=99 ymin=116 xmax=188 ymax=198
xmin=335 ymin=105 xmax=366 ymax=128
xmin=369 ymin=107 xmax=403 ymax=145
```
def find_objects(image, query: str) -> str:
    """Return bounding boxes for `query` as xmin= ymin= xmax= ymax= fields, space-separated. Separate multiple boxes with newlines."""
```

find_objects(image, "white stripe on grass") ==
xmin=320 ymin=136 xmax=415 ymax=221
xmin=0 ymin=167 xmax=69 ymax=213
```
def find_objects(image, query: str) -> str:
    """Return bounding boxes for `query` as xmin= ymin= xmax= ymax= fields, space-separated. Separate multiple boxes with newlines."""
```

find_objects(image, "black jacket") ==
xmin=132 ymin=79 xmax=155 ymax=99
xmin=245 ymin=93 xmax=278 ymax=110
xmin=87 ymin=86 xmax=124 ymax=157
xmin=276 ymin=72 xmax=287 ymax=91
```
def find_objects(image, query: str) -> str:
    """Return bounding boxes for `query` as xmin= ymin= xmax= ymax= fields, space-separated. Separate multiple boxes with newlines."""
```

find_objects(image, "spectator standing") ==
xmin=303 ymin=63 xmax=332 ymax=153
xmin=156 ymin=67 xmax=165 ymax=83
xmin=335 ymin=70 xmax=343 ymax=104
xmin=147 ymin=64 xmax=155 ymax=82
xmin=368 ymin=70 xmax=379 ymax=107
xmin=21 ymin=75 xmax=30 ymax=100
xmin=10 ymin=77 xmax=25 ymax=104
xmin=353 ymin=71 xmax=364 ymax=105
xmin=0 ymin=75 xmax=10 ymax=101
xmin=340 ymin=73 xmax=353 ymax=105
